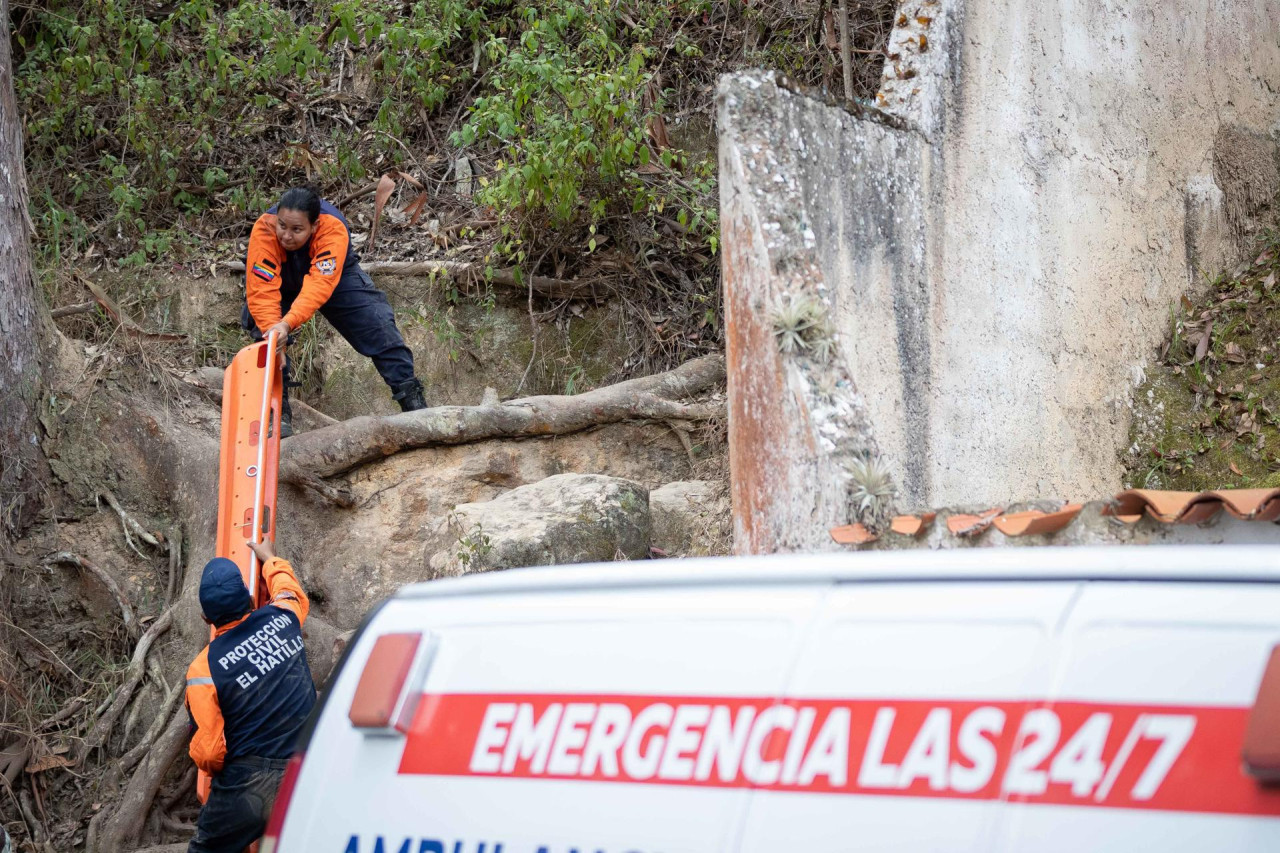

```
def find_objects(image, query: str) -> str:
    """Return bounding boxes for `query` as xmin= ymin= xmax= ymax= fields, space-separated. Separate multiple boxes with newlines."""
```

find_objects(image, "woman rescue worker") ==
xmin=242 ymin=186 xmax=426 ymax=435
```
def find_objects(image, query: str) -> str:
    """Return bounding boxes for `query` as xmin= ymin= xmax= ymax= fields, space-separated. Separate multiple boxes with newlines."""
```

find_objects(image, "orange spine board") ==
xmin=214 ymin=340 xmax=283 ymax=607
xmin=201 ymin=340 xmax=282 ymax=807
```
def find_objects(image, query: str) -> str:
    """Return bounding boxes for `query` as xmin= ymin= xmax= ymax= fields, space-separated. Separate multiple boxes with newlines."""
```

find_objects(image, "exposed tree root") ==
xmin=279 ymin=460 xmax=357 ymax=508
xmin=100 ymin=490 xmax=164 ymax=559
xmin=118 ymin=684 xmax=184 ymax=778
xmin=89 ymin=705 xmax=188 ymax=853
xmin=295 ymin=399 xmax=339 ymax=427
xmin=164 ymin=525 xmax=182 ymax=609
xmin=76 ymin=608 xmax=173 ymax=765
xmin=0 ymin=739 xmax=30 ymax=786
xmin=284 ymin=353 xmax=727 ymax=478
xmin=45 ymin=552 xmax=139 ymax=639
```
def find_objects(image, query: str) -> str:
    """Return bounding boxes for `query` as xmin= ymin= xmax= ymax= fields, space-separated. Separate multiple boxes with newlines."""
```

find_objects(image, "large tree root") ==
xmin=178 ymin=354 xmax=724 ymax=503
xmin=45 ymin=552 xmax=140 ymax=638
xmin=76 ymin=609 xmax=173 ymax=765
xmin=89 ymin=705 xmax=189 ymax=853
xmin=284 ymin=353 xmax=726 ymax=478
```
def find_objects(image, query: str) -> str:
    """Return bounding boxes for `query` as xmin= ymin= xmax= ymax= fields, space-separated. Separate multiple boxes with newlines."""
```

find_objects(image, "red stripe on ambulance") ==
xmin=397 ymin=694 xmax=1280 ymax=816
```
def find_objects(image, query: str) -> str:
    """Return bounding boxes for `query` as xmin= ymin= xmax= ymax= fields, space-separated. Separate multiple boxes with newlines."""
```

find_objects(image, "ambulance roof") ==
xmin=398 ymin=545 xmax=1280 ymax=601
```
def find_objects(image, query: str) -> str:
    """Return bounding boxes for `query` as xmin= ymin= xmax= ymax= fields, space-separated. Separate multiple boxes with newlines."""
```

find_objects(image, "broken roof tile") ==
xmin=830 ymin=523 xmax=878 ymax=545
xmin=946 ymin=508 xmax=1004 ymax=537
xmin=992 ymin=504 xmax=1083 ymax=537
xmin=890 ymin=513 xmax=937 ymax=536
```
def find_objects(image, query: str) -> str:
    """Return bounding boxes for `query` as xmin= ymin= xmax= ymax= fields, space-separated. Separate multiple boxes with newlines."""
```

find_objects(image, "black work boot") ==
xmin=392 ymin=378 xmax=428 ymax=412
xmin=279 ymin=396 xmax=294 ymax=438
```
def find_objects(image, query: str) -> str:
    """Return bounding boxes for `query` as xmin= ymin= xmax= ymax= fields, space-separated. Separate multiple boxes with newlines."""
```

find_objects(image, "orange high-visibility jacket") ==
xmin=185 ymin=557 xmax=311 ymax=774
xmin=244 ymin=204 xmax=352 ymax=333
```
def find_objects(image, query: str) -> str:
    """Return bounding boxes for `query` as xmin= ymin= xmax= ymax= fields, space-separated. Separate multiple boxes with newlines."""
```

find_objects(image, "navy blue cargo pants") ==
xmin=241 ymin=264 xmax=416 ymax=391
xmin=188 ymin=756 xmax=287 ymax=853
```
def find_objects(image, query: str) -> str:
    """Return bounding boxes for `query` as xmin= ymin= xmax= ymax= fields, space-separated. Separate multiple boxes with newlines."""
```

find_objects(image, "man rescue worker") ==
xmin=243 ymin=186 xmax=427 ymax=435
xmin=185 ymin=540 xmax=315 ymax=852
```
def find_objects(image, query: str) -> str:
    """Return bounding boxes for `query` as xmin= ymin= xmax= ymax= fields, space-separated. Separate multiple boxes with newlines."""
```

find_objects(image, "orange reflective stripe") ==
xmin=185 ymin=647 xmax=227 ymax=774
xmin=282 ymin=213 xmax=348 ymax=330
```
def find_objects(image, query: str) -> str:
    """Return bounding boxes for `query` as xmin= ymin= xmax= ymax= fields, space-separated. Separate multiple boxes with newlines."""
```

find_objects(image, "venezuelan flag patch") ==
xmin=251 ymin=262 xmax=276 ymax=282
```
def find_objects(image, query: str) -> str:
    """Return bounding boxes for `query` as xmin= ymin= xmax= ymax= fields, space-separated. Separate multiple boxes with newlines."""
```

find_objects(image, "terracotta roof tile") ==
xmin=830 ymin=523 xmax=877 ymax=545
xmin=890 ymin=513 xmax=936 ymax=536
xmin=992 ymin=504 xmax=1083 ymax=537
xmin=828 ymin=489 xmax=1280 ymax=547
xmin=946 ymin=508 xmax=1004 ymax=537
xmin=1107 ymin=488 xmax=1280 ymax=524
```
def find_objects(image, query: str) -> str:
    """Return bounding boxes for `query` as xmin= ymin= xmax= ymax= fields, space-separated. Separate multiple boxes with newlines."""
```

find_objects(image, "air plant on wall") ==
xmin=849 ymin=452 xmax=895 ymax=531
xmin=771 ymin=292 xmax=836 ymax=359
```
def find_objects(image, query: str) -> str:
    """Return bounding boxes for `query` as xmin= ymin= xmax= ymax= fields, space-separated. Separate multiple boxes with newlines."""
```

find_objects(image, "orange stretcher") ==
xmin=198 ymin=333 xmax=284 ymax=810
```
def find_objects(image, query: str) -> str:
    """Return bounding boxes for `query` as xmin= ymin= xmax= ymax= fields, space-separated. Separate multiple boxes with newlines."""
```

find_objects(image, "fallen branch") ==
xmin=223 ymin=259 xmax=598 ymax=300
xmin=38 ymin=696 xmax=89 ymax=732
xmin=284 ymin=354 xmax=726 ymax=478
xmin=81 ymin=279 xmax=185 ymax=342
xmin=46 ymin=553 xmax=138 ymax=639
xmin=50 ymin=301 xmax=96 ymax=319
xmin=76 ymin=609 xmax=173 ymax=765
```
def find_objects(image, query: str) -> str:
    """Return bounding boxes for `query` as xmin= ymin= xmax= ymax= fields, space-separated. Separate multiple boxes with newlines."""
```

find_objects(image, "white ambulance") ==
xmin=263 ymin=545 xmax=1280 ymax=852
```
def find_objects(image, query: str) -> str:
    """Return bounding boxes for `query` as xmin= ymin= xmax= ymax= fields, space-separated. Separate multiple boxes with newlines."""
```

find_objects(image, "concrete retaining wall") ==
xmin=720 ymin=0 xmax=1280 ymax=552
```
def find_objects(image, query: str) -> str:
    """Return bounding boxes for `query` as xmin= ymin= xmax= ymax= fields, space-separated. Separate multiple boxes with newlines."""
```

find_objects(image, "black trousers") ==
xmin=188 ymin=756 xmax=288 ymax=853
xmin=242 ymin=265 xmax=416 ymax=390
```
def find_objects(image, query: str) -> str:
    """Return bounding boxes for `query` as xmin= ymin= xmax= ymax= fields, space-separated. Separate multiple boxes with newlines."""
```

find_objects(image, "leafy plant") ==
xmin=453 ymin=520 xmax=493 ymax=570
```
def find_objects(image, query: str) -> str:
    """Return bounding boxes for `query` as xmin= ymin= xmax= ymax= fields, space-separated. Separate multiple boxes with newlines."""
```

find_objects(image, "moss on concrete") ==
xmin=1125 ymin=230 xmax=1280 ymax=490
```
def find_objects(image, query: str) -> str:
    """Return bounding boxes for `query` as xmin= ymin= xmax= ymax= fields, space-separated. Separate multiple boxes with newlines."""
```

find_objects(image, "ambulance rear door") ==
xmin=735 ymin=579 xmax=1081 ymax=853
xmin=992 ymin=579 xmax=1280 ymax=851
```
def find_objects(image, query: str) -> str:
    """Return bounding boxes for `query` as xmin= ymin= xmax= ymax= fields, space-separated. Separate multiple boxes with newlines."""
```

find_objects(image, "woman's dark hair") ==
xmin=278 ymin=186 xmax=321 ymax=223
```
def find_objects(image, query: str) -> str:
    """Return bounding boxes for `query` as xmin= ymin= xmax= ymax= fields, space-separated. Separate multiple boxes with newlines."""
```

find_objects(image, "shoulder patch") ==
xmin=316 ymin=257 xmax=337 ymax=276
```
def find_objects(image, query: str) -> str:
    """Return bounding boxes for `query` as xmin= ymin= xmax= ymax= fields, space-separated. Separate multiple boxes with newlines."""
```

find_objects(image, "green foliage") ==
xmin=18 ymin=0 xmax=722 ymax=265
xmin=457 ymin=0 xmax=718 ymax=248
xmin=17 ymin=0 xmax=894 ymax=361
xmin=17 ymin=0 xmax=329 ymax=258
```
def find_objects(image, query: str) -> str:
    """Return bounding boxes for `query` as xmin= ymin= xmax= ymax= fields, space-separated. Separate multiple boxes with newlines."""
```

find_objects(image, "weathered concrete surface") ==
xmin=720 ymin=1 xmax=1280 ymax=551
xmin=720 ymin=78 xmax=882 ymax=554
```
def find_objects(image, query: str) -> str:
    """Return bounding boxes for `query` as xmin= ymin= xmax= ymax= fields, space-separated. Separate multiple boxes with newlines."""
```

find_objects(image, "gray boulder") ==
xmin=429 ymin=474 xmax=650 ymax=576
xmin=650 ymin=480 xmax=731 ymax=557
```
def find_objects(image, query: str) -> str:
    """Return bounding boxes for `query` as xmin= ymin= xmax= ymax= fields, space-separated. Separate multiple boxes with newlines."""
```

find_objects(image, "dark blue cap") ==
xmin=199 ymin=558 xmax=254 ymax=626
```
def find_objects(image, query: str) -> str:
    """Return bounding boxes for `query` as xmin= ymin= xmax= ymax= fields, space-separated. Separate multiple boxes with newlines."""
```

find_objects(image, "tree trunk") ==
xmin=0 ymin=0 xmax=48 ymax=544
